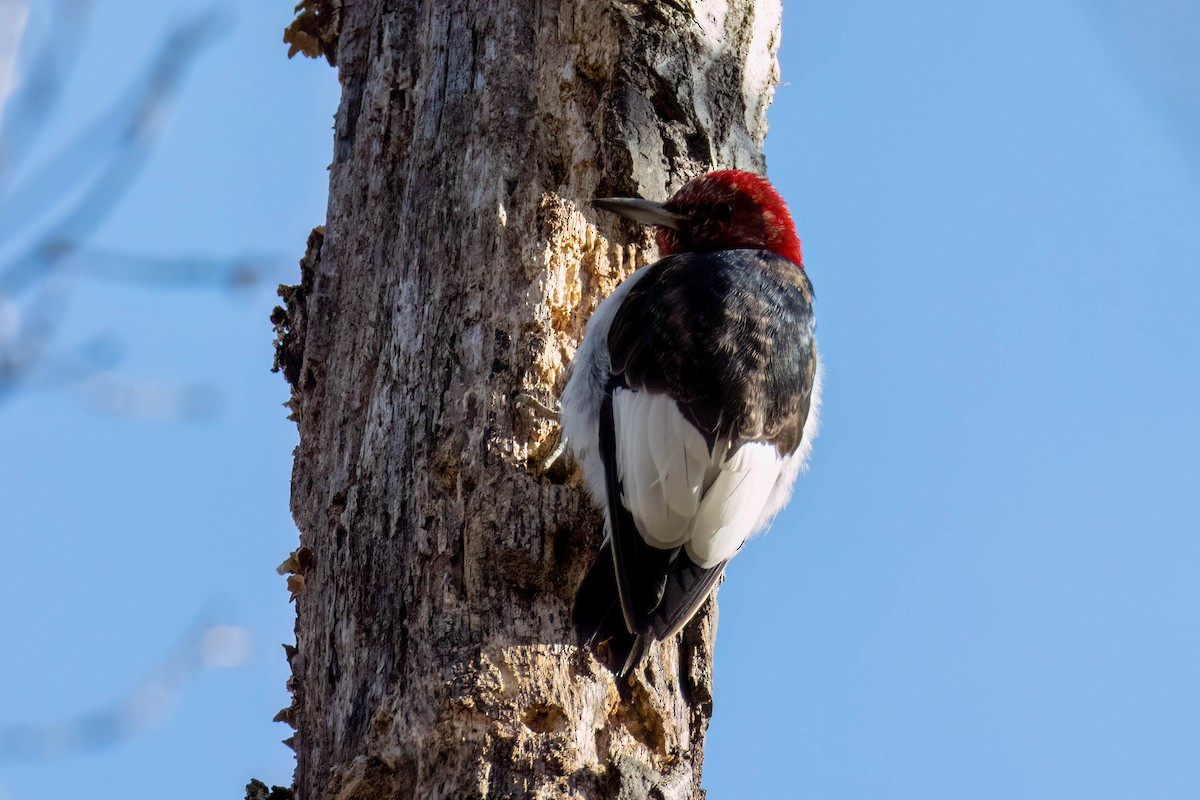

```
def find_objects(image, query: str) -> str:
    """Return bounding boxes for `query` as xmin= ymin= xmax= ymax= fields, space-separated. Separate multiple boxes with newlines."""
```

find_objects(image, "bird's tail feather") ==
xmin=573 ymin=541 xmax=651 ymax=675
xmin=573 ymin=539 xmax=726 ymax=676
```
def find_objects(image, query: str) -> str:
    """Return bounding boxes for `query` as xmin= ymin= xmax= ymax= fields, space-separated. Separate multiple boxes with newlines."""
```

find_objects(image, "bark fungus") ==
xmin=274 ymin=0 xmax=781 ymax=796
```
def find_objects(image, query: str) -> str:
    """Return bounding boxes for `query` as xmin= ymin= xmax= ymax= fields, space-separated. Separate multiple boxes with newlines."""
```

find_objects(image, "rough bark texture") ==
xmin=273 ymin=0 xmax=781 ymax=797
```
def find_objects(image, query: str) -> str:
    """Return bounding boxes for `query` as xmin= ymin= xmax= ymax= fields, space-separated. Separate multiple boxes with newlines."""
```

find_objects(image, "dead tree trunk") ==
xmin=273 ymin=0 xmax=782 ymax=796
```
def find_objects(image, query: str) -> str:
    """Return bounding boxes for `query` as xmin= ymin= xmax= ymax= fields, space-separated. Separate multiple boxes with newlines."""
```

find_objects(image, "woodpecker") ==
xmin=562 ymin=169 xmax=821 ymax=674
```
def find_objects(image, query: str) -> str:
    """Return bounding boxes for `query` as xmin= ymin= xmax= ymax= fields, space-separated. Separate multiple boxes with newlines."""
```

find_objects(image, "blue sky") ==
xmin=2 ymin=2 xmax=1197 ymax=799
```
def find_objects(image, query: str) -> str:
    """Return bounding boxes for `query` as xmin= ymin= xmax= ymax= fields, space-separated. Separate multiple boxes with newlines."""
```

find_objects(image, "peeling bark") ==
xmin=274 ymin=0 xmax=781 ymax=796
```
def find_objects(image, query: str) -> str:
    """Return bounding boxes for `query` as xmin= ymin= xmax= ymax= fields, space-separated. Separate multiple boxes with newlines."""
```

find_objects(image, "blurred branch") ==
xmin=58 ymin=247 xmax=277 ymax=291
xmin=0 ymin=0 xmax=30 ymax=128
xmin=0 ymin=10 xmax=231 ymax=288
xmin=0 ymin=280 xmax=74 ymax=402
xmin=0 ymin=3 xmax=283 ymax=419
xmin=75 ymin=372 xmax=223 ymax=420
xmin=0 ymin=0 xmax=87 ymax=171
xmin=0 ymin=622 xmax=251 ymax=761
xmin=0 ymin=3 xmax=280 ymax=769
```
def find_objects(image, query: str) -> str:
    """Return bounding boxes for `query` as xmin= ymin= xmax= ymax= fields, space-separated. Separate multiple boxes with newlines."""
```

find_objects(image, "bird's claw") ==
xmin=515 ymin=392 xmax=561 ymax=421
xmin=516 ymin=392 xmax=569 ymax=477
xmin=538 ymin=438 xmax=567 ymax=473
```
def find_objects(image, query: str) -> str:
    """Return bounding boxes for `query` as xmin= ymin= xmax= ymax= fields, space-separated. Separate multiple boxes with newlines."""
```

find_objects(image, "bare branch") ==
xmin=0 ymin=11 xmax=231 ymax=289
xmin=59 ymin=247 xmax=280 ymax=291
xmin=0 ymin=622 xmax=251 ymax=761
xmin=0 ymin=0 xmax=86 ymax=168
xmin=0 ymin=7 xmax=269 ymax=418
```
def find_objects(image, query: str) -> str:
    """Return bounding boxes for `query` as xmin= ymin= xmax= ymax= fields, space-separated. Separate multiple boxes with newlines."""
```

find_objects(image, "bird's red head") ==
xmin=659 ymin=170 xmax=803 ymax=267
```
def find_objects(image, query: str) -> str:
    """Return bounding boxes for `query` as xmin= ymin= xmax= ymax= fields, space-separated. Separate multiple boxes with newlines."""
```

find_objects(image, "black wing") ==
xmin=608 ymin=249 xmax=816 ymax=453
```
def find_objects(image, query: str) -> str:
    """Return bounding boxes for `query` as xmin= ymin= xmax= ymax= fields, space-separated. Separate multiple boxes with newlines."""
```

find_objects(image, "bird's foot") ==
xmin=516 ymin=392 xmax=569 ymax=478
xmin=515 ymin=392 xmax=561 ymax=421
xmin=538 ymin=438 xmax=567 ymax=473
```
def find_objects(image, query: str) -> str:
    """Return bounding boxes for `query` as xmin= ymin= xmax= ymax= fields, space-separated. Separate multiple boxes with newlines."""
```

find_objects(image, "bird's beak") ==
xmin=594 ymin=197 xmax=685 ymax=230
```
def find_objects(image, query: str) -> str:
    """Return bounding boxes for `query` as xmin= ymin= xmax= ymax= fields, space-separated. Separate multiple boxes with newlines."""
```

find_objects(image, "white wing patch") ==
xmin=612 ymin=390 xmax=710 ymax=548
xmin=686 ymin=441 xmax=783 ymax=567
xmin=611 ymin=387 xmax=795 ymax=569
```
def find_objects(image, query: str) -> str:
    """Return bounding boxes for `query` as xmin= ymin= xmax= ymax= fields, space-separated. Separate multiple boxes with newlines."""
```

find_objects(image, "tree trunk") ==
xmin=273 ymin=0 xmax=781 ymax=796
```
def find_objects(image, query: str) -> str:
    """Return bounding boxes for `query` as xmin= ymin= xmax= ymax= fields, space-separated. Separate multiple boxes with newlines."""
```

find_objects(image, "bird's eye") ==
xmin=718 ymin=202 xmax=733 ymax=217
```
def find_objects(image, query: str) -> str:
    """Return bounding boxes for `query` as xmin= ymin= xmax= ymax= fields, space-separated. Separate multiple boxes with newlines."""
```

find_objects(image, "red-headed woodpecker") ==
xmin=562 ymin=169 xmax=821 ymax=674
